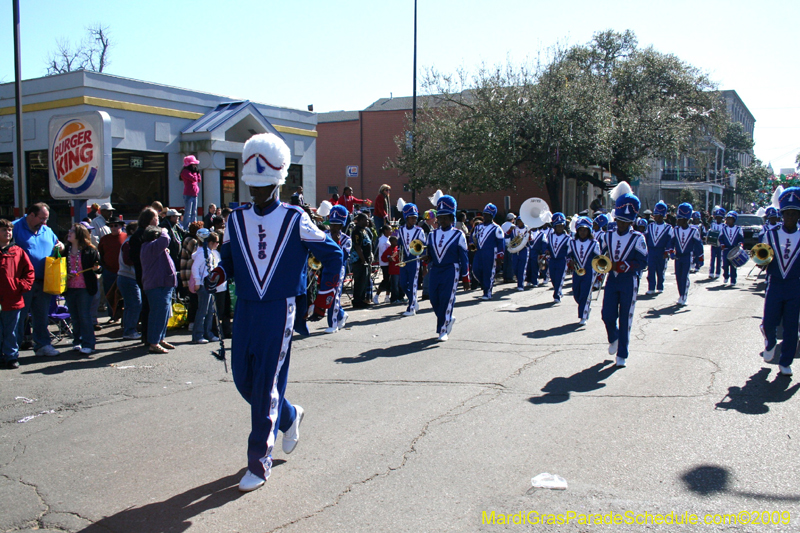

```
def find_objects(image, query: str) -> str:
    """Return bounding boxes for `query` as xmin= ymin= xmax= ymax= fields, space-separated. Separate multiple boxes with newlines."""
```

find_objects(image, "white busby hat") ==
xmin=610 ymin=181 xmax=640 ymax=223
xmin=241 ymin=133 xmax=291 ymax=188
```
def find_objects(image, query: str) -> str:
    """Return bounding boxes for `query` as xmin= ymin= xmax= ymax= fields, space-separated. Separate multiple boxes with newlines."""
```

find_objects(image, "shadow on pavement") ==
xmin=524 ymin=323 xmax=582 ymax=339
xmin=78 ymin=468 xmax=250 ymax=533
xmin=681 ymin=465 xmax=800 ymax=502
xmin=528 ymin=360 xmax=619 ymax=404
xmin=714 ymin=367 xmax=800 ymax=415
xmin=20 ymin=342 xmax=157 ymax=375
xmin=335 ymin=338 xmax=439 ymax=364
xmin=643 ymin=304 xmax=688 ymax=319
xmin=501 ymin=301 xmax=557 ymax=313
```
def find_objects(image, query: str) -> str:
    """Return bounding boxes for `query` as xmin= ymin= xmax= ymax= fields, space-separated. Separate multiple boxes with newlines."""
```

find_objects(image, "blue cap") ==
xmin=635 ymin=217 xmax=648 ymax=228
xmin=653 ymin=201 xmax=668 ymax=217
xmin=328 ymin=205 xmax=348 ymax=225
xmin=676 ymin=203 xmax=693 ymax=219
xmin=594 ymin=214 xmax=609 ymax=229
xmin=402 ymin=202 xmax=419 ymax=219
xmin=691 ymin=211 xmax=701 ymax=220
xmin=483 ymin=203 xmax=497 ymax=218
xmin=551 ymin=212 xmax=566 ymax=226
xmin=607 ymin=221 xmax=618 ymax=232
xmin=614 ymin=193 xmax=641 ymax=223
xmin=725 ymin=211 xmax=738 ymax=221
xmin=575 ymin=216 xmax=593 ymax=229
xmin=779 ymin=187 xmax=800 ymax=212
xmin=437 ymin=195 xmax=457 ymax=216
xmin=713 ymin=206 xmax=726 ymax=217
xmin=765 ymin=206 xmax=779 ymax=218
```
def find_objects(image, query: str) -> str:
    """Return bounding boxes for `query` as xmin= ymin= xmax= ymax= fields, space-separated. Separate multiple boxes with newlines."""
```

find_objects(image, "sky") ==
xmin=1 ymin=0 xmax=798 ymax=172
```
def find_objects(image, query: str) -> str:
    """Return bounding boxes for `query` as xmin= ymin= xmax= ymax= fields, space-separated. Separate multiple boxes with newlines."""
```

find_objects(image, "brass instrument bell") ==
xmin=307 ymin=255 xmax=323 ymax=271
xmin=591 ymin=255 xmax=613 ymax=274
xmin=576 ymin=267 xmax=586 ymax=276
xmin=750 ymin=242 xmax=774 ymax=266
xmin=409 ymin=239 xmax=426 ymax=256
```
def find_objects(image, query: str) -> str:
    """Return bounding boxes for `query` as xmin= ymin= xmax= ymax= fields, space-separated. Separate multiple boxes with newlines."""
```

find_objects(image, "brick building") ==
xmin=317 ymin=96 xmax=552 ymax=217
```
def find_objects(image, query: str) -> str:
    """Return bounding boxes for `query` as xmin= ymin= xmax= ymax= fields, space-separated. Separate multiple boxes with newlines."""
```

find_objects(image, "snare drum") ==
xmin=727 ymin=247 xmax=749 ymax=268
xmin=707 ymin=229 xmax=720 ymax=247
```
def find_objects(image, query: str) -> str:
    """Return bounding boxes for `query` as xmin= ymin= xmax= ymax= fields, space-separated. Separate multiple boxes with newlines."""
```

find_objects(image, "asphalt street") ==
xmin=2 ymin=248 xmax=799 ymax=533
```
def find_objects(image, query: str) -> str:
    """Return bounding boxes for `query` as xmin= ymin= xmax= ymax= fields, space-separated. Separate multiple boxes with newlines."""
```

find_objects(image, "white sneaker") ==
xmin=730 ymin=281 xmax=737 ymax=287
xmin=238 ymin=470 xmax=266 ymax=492
xmin=372 ymin=294 xmax=380 ymax=304
xmin=779 ymin=365 xmax=793 ymax=376
xmin=553 ymin=298 xmax=561 ymax=304
xmin=72 ymin=345 xmax=82 ymax=352
xmin=123 ymin=332 xmax=142 ymax=340
xmin=209 ymin=336 xmax=220 ymax=342
xmin=517 ymin=287 xmax=525 ymax=292
xmin=282 ymin=405 xmax=304 ymax=454
xmin=402 ymin=310 xmax=416 ymax=317
xmin=35 ymin=345 xmax=60 ymax=357
xmin=414 ymin=301 xmax=419 ymax=313
xmin=608 ymin=340 xmax=618 ymax=355
xmin=645 ymin=290 xmax=656 ymax=295
xmin=340 ymin=312 xmax=349 ymax=329
xmin=80 ymin=347 xmax=94 ymax=355
xmin=438 ymin=332 xmax=449 ymax=342
xmin=446 ymin=317 xmax=456 ymax=335
xmin=763 ymin=345 xmax=777 ymax=363
xmin=324 ymin=326 xmax=338 ymax=334
xmin=480 ymin=295 xmax=490 ymax=300
xmin=194 ymin=339 xmax=209 ymax=344
xmin=615 ymin=356 xmax=627 ymax=367
xmin=579 ymin=318 xmax=587 ymax=326
xmin=656 ymin=289 xmax=663 ymax=294
xmin=384 ymin=295 xmax=391 ymax=303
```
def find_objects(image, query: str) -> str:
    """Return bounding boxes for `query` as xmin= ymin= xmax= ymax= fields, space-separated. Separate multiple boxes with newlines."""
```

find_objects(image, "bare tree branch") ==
xmin=44 ymin=24 xmax=111 ymax=75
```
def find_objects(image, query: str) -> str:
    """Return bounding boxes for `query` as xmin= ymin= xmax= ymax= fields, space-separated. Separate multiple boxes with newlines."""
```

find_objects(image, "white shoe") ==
xmin=384 ymin=295 xmax=391 ymax=304
xmin=553 ymin=298 xmax=561 ymax=304
xmin=438 ymin=332 xmax=449 ymax=342
xmin=372 ymin=294 xmax=380 ymax=304
xmin=238 ymin=470 xmax=266 ymax=492
xmin=730 ymin=281 xmax=736 ymax=287
xmin=579 ymin=319 xmax=587 ymax=326
xmin=123 ymin=332 xmax=142 ymax=340
xmin=194 ymin=339 xmax=209 ymax=344
xmin=608 ymin=340 xmax=618 ymax=355
xmin=414 ymin=301 xmax=419 ymax=313
xmin=615 ymin=356 xmax=627 ymax=367
xmin=282 ymin=405 xmax=304 ymax=454
xmin=209 ymin=336 xmax=220 ymax=342
xmin=35 ymin=345 xmax=60 ymax=357
xmin=645 ymin=290 xmax=656 ymax=295
xmin=446 ymin=317 xmax=456 ymax=335
xmin=762 ymin=345 xmax=777 ymax=363
xmin=324 ymin=326 xmax=338 ymax=334
xmin=656 ymin=289 xmax=663 ymax=294
xmin=340 ymin=312 xmax=349 ymax=329
xmin=779 ymin=365 xmax=793 ymax=376
xmin=80 ymin=347 xmax=94 ymax=355
xmin=480 ymin=295 xmax=490 ymax=301
xmin=72 ymin=345 xmax=82 ymax=352
xmin=402 ymin=310 xmax=416 ymax=317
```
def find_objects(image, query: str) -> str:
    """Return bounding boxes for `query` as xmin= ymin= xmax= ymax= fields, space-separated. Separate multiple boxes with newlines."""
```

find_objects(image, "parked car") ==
xmin=735 ymin=214 xmax=763 ymax=250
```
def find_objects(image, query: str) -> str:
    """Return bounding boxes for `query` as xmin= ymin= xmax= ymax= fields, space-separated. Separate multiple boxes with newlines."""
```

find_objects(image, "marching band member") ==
xmin=600 ymin=182 xmax=648 ymax=367
xmin=645 ymin=201 xmax=673 ymax=295
xmin=708 ymin=207 xmax=726 ymax=279
xmin=634 ymin=217 xmax=648 ymax=233
xmin=759 ymin=206 xmax=782 ymax=239
xmin=690 ymin=211 xmax=706 ymax=273
xmin=422 ymin=195 xmax=468 ymax=341
xmin=206 ymin=133 xmax=343 ymax=492
xmin=324 ymin=205 xmax=351 ymax=333
xmin=527 ymin=225 xmax=547 ymax=288
xmin=569 ymin=216 xmax=600 ymax=325
xmin=510 ymin=217 xmax=530 ymax=291
xmin=398 ymin=202 xmax=426 ymax=316
xmin=719 ymin=211 xmax=744 ymax=286
xmin=473 ymin=203 xmax=505 ymax=300
xmin=545 ymin=213 xmax=570 ymax=304
xmin=592 ymin=213 xmax=610 ymax=290
xmin=760 ymin=187 xmax=800 ymax=376
xmin=670 ymin=203 xmax=704 ymax=306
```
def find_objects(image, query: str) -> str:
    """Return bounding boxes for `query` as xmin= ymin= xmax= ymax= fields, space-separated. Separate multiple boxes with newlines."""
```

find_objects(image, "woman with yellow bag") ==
xmin=64 ymin=224 xmax=101 ymax=355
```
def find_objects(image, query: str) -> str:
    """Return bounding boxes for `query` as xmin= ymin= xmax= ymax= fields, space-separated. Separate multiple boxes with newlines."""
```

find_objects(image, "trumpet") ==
xmin=575 ymin=267 xmax=587 ymax=276
xmin=409 ymin=239 xmax=426 ymax=256
xmin=308 ymin=255 xmax=322 ymax=271
xmin=398 ymin=256 xmax=425 ymax=268
xmin=591 ymin=255 xmax=613 ymax=274
xmin=750 ymin=242 xmax=774 ymax=266
xmin=469 ymin=242 xmax=478 ymax=252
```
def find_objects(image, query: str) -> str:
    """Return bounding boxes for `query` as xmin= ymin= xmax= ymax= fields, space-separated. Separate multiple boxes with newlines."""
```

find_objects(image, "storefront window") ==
xmin=221 ymin=158 xmax=239 ymax=208
xmin=0 ymin=153 xmax=15 ymax=221
xmin=111 ymin=149 xmax=168 ymax=221
xmin=280 ymin=164 xmax=302 ymax=203
xmin=26 ymin=150 xmax=71 ymax=236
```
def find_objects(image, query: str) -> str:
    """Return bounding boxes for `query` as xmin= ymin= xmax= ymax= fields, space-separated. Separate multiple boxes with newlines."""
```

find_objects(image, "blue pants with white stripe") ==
xmin=232 ymin=297 xmax=299 ymax=481
xmin=761 ymin=278 xmax=800 ymax=368
xmin=647 ymin=250 xmax=667 ymax=292
xmin=572 ymin=271 xmax=593 ymax=321
xmin=709 ymin=246 xmax=722 ymax=276
xmin=549 ymin=258 xmax=567 ymax=301
xmin=399 ymin=261 xmax=421 ymax=313
xmin=429 ymin=264 xmax=460 ymax=335
xmin=601 ymin=274 xmax=639 ymax=359
xmin=674 ymin=255 xmax=692 ymax=299
xmin=722 ymin=250 xmax=738 ymax=283
xmin=527 ymin=251 xmax=540 ymax=287
xmin=327 ymin=265 xmax=346 ymax=329
xmin=512 ymin=248 xmax=529 ymax=289
xmin=473 ymin=251 xmax=496 ymax=298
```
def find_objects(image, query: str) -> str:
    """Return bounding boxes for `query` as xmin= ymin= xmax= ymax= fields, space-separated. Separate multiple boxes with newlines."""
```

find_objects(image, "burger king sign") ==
xmin=48 ymin=111 xmax=112 ymax=199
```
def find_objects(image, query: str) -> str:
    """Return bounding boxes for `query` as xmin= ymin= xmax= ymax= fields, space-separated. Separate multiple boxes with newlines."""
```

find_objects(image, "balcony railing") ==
xmin=661 ymin=169 xmax=704 ymax=182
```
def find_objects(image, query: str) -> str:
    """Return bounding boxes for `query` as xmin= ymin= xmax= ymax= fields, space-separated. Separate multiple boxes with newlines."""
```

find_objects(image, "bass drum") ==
xmin=707 ymin=229 xmax=720 ymax=247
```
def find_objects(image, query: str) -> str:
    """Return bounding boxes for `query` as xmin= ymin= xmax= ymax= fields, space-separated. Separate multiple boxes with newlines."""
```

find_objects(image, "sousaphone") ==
xmin=519 ymin=198 xmax=552 ymax=230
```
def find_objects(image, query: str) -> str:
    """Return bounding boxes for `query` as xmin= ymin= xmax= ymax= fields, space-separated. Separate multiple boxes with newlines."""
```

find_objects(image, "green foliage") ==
xmin=736 ymin=159 xmax=773 ymax=206
xmin=390 ymin=30 xmax=726 ymax=209
xmin=677 ymin=188 xmax=699 ymax=206
xmin=723 ymin=122 xmax=755 ymax=169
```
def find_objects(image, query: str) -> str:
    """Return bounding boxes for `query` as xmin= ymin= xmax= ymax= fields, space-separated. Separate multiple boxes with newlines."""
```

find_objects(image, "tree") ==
xmin=736 ymin=159 xmax=773 ymax=207
xmin=723 ymin=121 xmax=755 ymax=169
xmin=677 ymin=188 xmax=699 ymax=207
xmin=390 ymin=30 xmax=726 ymax=210
xmin=46 ymin=24 xmax=111 ymax=75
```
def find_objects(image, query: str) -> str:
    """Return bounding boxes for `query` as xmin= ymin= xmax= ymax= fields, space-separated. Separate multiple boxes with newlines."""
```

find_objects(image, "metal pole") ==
xmin=13 ymin=0 xmax=27 ymax=213
xmin=410 ymin=0 xmax=417 ymax=205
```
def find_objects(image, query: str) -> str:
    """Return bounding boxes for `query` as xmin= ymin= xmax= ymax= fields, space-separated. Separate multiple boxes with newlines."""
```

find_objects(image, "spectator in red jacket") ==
xmin=381 ymin=235 xmax=402 ymax=303
xmin=97 ymin=215 xmax=127 ymax=322
xmin=0 ymin=218 xmax=35 ymax=369
xmin=373 ymin=184 xmax=391 ymax=233
xmin=339 ymin=186 xmax=369 ymax=213
xmin=180 ymin=155 xmax=202 ymax=229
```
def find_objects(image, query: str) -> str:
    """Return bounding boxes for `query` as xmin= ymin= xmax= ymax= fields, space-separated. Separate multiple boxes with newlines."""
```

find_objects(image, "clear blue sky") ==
xmin=2 ymin=0 xmax=798 ymax=171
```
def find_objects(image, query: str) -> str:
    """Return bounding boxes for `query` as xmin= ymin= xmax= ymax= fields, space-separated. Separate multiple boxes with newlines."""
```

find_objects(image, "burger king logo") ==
xmin=51 ymin=119 xmax=98 ymax=195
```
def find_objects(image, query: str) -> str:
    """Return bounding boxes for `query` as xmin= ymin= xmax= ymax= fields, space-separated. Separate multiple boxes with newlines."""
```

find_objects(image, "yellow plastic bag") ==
xmin=43 ymin=248 xmax=67 ymax=295
xmin=167 ymin=299 xmax=188 ymax=330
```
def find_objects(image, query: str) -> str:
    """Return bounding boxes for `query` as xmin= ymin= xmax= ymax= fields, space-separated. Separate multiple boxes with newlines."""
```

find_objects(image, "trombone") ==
xmin=750 ymin=243 xmax=773 ymax=266
xmin=591 ymin=255 xmax=613 ymax=274
xmin=398 ymin=239 xmax=427 ymax=267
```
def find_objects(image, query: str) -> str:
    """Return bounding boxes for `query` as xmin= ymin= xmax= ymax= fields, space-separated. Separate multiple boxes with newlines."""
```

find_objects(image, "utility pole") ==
xmin=411 ymin=0 xmax=417 ymax=205
xmin=13 ymin=0 xmax=27 ymax=213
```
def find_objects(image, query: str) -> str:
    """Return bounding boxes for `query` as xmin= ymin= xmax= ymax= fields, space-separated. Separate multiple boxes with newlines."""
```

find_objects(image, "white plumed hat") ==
xmin=241 ymin=133 xmax=291 ymax=187
xmin=772 ymin=185 xmax=784 ymax=210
